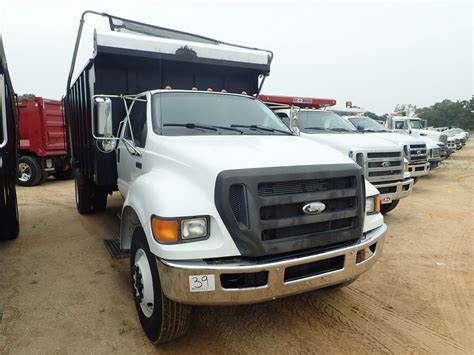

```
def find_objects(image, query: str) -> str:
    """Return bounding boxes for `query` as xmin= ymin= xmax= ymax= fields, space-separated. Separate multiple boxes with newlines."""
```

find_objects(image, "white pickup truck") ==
xmin=342 ymin=115 xmax=431 ymax=182
xmin=259 ymin=95 xmax=413 ymax=214
xmin=65 ymin=12 xmax=387 ymax=343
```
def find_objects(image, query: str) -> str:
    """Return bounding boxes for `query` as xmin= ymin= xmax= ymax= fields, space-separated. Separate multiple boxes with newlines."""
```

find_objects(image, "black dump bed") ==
xmin=0 ymin=34 xmax=19 ymax=240
xmin=65 ymin=13 xmax=272 ymax=189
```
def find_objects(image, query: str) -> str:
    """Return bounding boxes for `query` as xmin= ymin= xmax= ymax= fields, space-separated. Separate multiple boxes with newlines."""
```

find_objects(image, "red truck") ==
xmin=17 ymin=97 xmax=72 ymax=186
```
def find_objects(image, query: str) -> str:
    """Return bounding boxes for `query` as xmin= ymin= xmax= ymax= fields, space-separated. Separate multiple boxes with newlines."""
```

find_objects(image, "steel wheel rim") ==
xmin=133 ymin=248 xmax=154 ymax=318
xmin=18 ymin=162 xmax=32 ymax=182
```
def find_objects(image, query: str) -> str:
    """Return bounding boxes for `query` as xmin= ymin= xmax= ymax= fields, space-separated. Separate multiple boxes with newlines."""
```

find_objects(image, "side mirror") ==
xmin=94 ymin=97 xmax=113 ymax=137
xmin=357 ymin=125 xmax=365 ymax=132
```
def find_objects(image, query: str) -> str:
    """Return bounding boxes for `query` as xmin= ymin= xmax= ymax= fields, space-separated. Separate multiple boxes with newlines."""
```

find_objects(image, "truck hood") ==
xmin=367 ymin=132 xmax=426 ymax=146
xmin=300 ymin=132 xmax=400 ymax=155
xmin=150 ymin=135 xmax=357 ymax=176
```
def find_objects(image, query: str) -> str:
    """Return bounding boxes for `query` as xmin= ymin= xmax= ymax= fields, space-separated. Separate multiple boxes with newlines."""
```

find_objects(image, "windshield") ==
xmin=348 ymin=116 xmax=386 ymax=132
xmin=409 ymin=120 xmax=426 ymax=129
xmin=299 ymin=110 xmax=357 ymax=133
xmin=152 ymin=92 xmax=292 ymax=136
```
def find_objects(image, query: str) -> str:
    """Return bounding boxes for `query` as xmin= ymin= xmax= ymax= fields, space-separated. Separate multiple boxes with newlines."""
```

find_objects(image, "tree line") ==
xmin=366 ymin=97 xmax=474 ymax=131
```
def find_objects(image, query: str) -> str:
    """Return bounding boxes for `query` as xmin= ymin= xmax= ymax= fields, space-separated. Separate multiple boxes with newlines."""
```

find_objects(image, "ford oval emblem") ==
xmin=381 ymin=161 xmax=391 ymax=168
xmin=302 ymin=202 xmax=326 ymax=215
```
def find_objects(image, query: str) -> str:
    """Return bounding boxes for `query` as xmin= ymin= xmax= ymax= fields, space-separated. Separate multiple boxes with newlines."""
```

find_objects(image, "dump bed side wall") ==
xmin=0 ymin=54 xmax=19 ymax=238
xmin=18 ymin=98 xmax=67 ymax=157
xmin=67 ymin=50 xmax=267 ymax=188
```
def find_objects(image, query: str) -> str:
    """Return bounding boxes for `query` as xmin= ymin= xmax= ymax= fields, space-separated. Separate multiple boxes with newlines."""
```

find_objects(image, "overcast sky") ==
xmin=1 ymin=0 xmax=472 ymax=114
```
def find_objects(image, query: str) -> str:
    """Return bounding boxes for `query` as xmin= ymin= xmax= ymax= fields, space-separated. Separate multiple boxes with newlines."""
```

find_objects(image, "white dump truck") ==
xmin=65 ymin=12 xmax=387 ymax=343
xmin=259 ymin=95 xmax=413 ymax=214
xmin=341 ymin=115 xmax=432 ymax=182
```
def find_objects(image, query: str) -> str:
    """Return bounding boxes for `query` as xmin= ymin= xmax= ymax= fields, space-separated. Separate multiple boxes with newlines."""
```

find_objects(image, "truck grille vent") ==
xmin=408 ymin=144 xmax=427 ymax=164
xmin=260 ymin=196 xmax=357 ymax=220
xmin=258 ymin=176 xmax=355 ymax=196
xmin=367 ymin=152 xmax=400 ymax=158
xmin=369 ymin=170 xmax=403 ymax=177
xmin=366 ymin=151 xmax=404 ymax=183
xmin=262 ymin=217 xmax=357 ymax=242
xmin=229 ymin=184 xmax=249 ymax=229
xmin=215 ymin=165 xmax=364 ymax=258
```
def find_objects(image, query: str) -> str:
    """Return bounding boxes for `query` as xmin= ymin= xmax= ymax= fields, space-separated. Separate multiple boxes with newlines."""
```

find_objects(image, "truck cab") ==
xmin=342 ymin=115 xmax=431 ymax=180
xmin=385 ymin=115 xmax=451 ymax=160
xmin=0 ymin=34 xmax=19 ymax=241
xmin=65 ymin=12 xmax=387 ymax=343
xmin=260 ymin=95 xmax=413 ymax=214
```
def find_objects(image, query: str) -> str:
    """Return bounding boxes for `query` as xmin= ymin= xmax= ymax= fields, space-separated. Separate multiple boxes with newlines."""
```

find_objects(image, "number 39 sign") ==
xmin=189 ymin=274 xmax=216 ymax=292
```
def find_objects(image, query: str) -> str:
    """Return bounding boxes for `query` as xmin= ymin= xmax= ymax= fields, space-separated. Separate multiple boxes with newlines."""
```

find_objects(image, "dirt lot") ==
xmin=1 ymin=143 xmax=473 ymax=354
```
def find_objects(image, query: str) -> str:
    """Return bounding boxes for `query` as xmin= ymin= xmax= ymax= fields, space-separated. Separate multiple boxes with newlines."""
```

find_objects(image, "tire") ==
xmin=17 ymin=156 xmax=42 ymax=186
xmin=413 ymin=177 xmax=419 ymax=184
xmin=0 ymin=189 xmax=19 ymax=241
xmin=74 ymin=168 xmax=92 ymax=214
xmin=92 ymin=188 xmax=108 ymax=213
xmin=53 ymin=166 xmax=74 ymax=180
xmin=380 ymin=199 xmax=400 ymax=214
xmin=131 ymin=228 xmax=191 ymax=344
xmin=323 ymin=278 xmax=358 ymax=290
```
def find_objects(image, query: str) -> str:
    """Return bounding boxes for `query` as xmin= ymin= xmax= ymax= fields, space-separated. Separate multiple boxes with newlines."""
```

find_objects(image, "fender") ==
xmin=120 ymin=169 xmax=240 ymax=260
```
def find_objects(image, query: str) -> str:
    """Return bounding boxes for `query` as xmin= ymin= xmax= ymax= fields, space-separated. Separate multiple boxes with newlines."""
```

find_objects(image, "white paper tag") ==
xmin=189 ymin=274 xmax=215 ymax=292
xmin=381 ymin=196 xmax=393 ymax=204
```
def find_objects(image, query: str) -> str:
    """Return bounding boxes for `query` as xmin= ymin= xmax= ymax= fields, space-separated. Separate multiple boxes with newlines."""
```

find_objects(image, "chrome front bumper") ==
xmin=157 ymin=224 xmax=387 ymax=305
xmin=374 ymin=178 xmax=413 ymax=203
xmin=408 ymin=162 xmax=430 ymax=177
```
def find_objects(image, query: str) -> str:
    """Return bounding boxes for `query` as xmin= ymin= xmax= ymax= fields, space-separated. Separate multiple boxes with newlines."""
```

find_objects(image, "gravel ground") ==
xmin=0 ymin=142 xmax=473 ymax=354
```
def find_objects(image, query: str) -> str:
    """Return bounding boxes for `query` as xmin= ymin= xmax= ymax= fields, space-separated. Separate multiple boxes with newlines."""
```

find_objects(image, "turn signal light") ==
xmin=151 ymin=216 xmax=178 ymax=243
xmin=375 ymin=195 xmax=381 ymax=213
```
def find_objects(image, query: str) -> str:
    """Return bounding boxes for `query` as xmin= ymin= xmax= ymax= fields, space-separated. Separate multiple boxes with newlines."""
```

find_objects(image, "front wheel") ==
xmin=131 ymin=229 xmax=191 ymax=343
xmin=380 ymin=199 xmax=400 ymax=214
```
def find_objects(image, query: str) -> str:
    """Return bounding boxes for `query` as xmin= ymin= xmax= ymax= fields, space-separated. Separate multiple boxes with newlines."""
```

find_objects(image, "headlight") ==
xmin=181 ymin=218 xmax=208 ymax=240
xmin=151 ymin=215 xmax=209 ymax=243
xmin=349 ymin=151 xmax=366 ymax=174
xmin=366 ymin=195 xmax=381 ymax=214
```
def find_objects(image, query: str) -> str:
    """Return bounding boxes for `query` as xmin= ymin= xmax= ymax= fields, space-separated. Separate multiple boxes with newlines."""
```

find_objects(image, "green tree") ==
xmin=18 ymin=93 xmax=36 ymax=101
xmin=415 ymin=98 xmax=474 ymax=130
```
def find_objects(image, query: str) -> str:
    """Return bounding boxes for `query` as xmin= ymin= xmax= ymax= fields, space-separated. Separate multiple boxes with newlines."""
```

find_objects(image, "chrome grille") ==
xmin=408 ymin=144 xmax=427 ymax=164
xmin=366 ymin=151 xmax=404 ymax=183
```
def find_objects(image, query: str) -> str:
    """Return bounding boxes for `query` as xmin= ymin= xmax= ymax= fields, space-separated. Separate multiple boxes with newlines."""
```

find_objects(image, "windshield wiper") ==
xmin=163 ymin=123 xmax=244 ymax=134
xmin=328 ymin=128 xmax=355 ymax=132
xmin=230 ymin=124 xmax=292 ymax=135
xmin=163 ymin=123 xmax=218 ymax=131
xmin=363 ymin=128 xmax=386 ymax=132
xmin=209 ymin=125 xmax=244 ymax=134
xmin=304 ymin=127 xmax=328 ymax=131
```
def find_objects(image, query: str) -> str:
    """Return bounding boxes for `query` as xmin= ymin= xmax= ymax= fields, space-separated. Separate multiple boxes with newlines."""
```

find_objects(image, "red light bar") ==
xmin=258 ymin=94 xmax=336 ymax=108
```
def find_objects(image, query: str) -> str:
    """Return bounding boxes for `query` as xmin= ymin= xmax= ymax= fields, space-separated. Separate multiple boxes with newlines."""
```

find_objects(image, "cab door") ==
xmin=116 ymin=97 xmax=147 ymax=199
